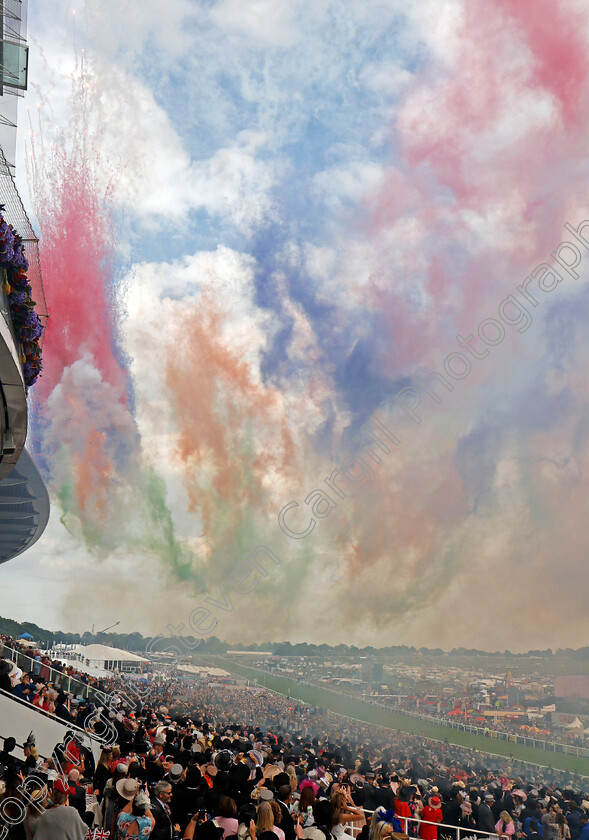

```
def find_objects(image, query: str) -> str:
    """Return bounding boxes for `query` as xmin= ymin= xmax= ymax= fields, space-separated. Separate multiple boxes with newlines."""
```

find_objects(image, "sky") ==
xmin=0 ymin=0 xmax=588 ymax=651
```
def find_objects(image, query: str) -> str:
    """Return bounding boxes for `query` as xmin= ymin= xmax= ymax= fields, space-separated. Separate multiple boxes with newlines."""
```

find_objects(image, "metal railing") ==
xmin=0 ymin=643 xmax=109 ymax=705
xmin=0 ymin=684 xmax=107 ymax=756
xmin=344 ymin=810 xmax=502 ymax=840
xmin=396 ymin=709 xmax=589 ymax=758
xmin=236 ymin=663 xmax=589 ymax=759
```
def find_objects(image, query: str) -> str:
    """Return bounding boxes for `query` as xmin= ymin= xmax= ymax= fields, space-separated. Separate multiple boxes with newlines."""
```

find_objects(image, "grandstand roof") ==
xmin=0 ymin=448 xmax=49 ymax=564
xmin=74 ymin=645 xmax=149 ymax=662
xmin=73 ymin=644 xmax=148 ymax=663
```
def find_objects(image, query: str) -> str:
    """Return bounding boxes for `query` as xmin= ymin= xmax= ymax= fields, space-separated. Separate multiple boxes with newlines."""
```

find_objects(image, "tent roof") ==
xmin=74 ymin=644 xmax=148 ymax=663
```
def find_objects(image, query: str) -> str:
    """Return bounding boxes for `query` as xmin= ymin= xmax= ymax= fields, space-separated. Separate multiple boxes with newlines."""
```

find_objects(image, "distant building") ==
xmin=508 ymin=686 xmax=524 ymax=706
xmin=226 ymin=650 xmax=274 ymax=656
xmin=0 ymin=0 xmax=49 ymax=564
xmin=73 ymin=644 xmax=148 ymax=673
xmin=361 ymin=658 xmax=373 ymax=681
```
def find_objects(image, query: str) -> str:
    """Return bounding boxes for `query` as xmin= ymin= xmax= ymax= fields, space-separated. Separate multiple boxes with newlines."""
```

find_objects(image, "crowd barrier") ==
xmin=346 ymin=809 xmax=503 ymax=840
xmin=397 ymin=709 xmax=589 ymax=759
xmin=0 ymin=685 xmax=105 ymax=761
xmin=0 ymin=642 xmax=109 ymax=705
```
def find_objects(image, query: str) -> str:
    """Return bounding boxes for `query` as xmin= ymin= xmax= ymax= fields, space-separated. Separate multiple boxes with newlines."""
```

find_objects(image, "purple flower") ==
xmin=0 ymin=212 xmax=43 ymax=389
xmin=9 ymin=290 xmax=26 ymax=306
xmin=0 ymin=226 xmax=15 ymax=264
xmin=12 ymin=247 xmax=28 ymax=270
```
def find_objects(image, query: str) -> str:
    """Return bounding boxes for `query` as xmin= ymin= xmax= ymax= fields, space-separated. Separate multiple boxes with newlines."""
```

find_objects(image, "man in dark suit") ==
xmin=276 ymin=784 xmax=296 ymax=840
xmin=67 ymin=768 xmax=88 ymax=820
xmin=151 ymin=781 xmax=181 ymax=840
xmin=477 ymin=794 xmax=496 ymax=833
xmin=374 ymin=777 xmax=395 ymax=810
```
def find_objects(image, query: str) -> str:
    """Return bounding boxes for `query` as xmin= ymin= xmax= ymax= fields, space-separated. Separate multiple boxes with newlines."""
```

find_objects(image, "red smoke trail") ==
xmin=26 ymin=53 xmax=131 ymax=538
xmin=34 ymin=154 xmax=125 ymax=397
xmin=28 ymin=54 xmax=126 ymax=400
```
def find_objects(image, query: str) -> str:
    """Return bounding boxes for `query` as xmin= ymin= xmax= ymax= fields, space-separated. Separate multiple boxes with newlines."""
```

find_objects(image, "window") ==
xmin=0 ymin=40 xmax=28 ymax=89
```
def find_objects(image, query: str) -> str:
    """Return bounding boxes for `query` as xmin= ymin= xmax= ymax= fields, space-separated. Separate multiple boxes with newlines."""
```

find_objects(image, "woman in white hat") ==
xmin=24 ymin=786 xmax=49 ymax=840
xmin=116 ymin=777 xmax=155 ymax=838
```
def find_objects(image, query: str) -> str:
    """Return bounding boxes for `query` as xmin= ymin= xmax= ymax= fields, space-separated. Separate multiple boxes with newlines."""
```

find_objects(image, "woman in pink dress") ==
xmin=214 ymin=796 xmax=239 ymax=839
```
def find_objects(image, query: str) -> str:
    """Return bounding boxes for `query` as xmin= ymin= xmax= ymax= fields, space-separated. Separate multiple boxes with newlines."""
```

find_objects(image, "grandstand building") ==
xmin=0 ymin=0 xmax=49 ymax=563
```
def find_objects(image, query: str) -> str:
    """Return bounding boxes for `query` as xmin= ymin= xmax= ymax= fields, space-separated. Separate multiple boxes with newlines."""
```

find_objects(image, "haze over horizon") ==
xmin=0 ymin=0 xmax=588 ymax=653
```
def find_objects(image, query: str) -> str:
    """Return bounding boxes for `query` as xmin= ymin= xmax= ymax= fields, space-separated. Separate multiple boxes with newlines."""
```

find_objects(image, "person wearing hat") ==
xmin=102 ymin=762 xmax=130 ymax=833
xmin=32 ymin=682 xmax=55 ymax=714
xmin=55 ymin=691 xmax=75 ymax=723
xmin=23 ymin=739 xmax=41 ymax=774
xmin=394 ymin=780 xmax=413 ymax=830
xmin=167 ymin=763 xmax=186 ymax=785
xmin=14 ymin=671 xmax=34 ymax=702
xmin=32 ymin=777 xmax=89 ymax=840
xmin=370 ymin=807 xmax=403 ymax=840
xmin=117 ymin=777 xmax=156 ymax=838
xmin=421 ymin=795 xmax=443 ymax=840
xmin=459 ymin=800 xmax=477 ymax=831
xmin=147 ymin=734 xmax=169 ymax=788
xmin=477 ymin=794 xmax=496 ymax=833
xmin=0 ymin=736 xmax=19 ymax=771
xmin=23 ymin=785 xmax=49 ymax=840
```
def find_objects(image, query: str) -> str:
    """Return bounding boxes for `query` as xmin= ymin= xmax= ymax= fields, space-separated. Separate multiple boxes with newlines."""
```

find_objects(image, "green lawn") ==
xmin=202 ymin=656 xmax=589 ymax=777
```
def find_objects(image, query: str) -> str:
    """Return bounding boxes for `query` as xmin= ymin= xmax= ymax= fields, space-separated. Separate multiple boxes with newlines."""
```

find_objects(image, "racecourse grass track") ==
xmin=203 ymin=656 xmax=589 ymax=777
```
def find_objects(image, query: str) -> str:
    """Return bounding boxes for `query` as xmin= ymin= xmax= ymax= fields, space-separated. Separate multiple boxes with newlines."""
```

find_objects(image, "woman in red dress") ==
xmin=32 ymin=685 xmax=54 ymax=715
xmin=394 ymin=783 xmax=413 ymax=834
xmin=420 ymin=795 xmax=443 ymax=840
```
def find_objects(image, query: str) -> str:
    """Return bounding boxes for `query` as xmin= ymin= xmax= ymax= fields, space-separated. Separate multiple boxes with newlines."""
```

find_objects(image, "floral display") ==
xmin=0 ymin=209 xmax=44 ymax=388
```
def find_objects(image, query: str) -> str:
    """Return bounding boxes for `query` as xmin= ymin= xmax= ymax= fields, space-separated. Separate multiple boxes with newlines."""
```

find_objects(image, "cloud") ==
xmin=9 ymin=0 xmax=589 ymax=653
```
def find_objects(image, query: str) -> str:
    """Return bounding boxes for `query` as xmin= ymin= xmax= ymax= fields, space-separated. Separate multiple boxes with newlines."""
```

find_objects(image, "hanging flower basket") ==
xmin=0 ymin=209 xmax=44 ymax=388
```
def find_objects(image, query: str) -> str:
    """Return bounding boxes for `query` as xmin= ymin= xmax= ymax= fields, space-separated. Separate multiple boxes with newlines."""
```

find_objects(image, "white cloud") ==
xmin=312 ymin=158 xmax=384 ymax=214
xmin=82 ymin=0 xmax=197 ymax=61
xmin=209 ymin=0 xmax=307 ymax=47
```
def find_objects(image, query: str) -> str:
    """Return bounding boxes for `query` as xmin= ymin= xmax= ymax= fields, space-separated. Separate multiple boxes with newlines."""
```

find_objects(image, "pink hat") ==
xmin=299 ymin=779 xmax=319 ymax=795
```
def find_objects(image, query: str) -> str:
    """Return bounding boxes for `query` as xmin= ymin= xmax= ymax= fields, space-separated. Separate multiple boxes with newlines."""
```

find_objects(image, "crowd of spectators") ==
xmin=1 ymin=636 xmax=584 ymax=752
xmin=0 ymin=635 xmax=112 ymax=700
xmin=1 ymin=651 xmax=589 ymax=840
xmin=257 ymin=668 xmax=584 ymax=751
